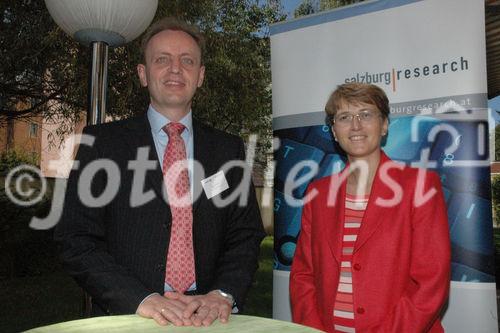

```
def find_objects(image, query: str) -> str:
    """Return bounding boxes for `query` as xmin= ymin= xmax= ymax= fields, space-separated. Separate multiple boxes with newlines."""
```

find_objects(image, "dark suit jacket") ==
xmin=54 ymin=114 xmax=265 ymax=315
xmin=290 ymin=152 xmax=450 ymax=332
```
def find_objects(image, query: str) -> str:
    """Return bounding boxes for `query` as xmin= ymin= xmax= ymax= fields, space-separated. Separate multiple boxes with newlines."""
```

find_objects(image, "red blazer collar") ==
xmin=324 ymin=151 xmax=400 ymax=262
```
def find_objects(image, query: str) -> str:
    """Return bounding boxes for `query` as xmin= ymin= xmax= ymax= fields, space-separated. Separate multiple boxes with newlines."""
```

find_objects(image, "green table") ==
xmin=24 ymin=315 xmax=323 ymax=332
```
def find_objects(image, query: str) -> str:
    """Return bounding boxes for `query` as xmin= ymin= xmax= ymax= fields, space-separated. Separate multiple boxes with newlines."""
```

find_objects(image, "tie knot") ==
xmin=163 ymin=122 xmax=185 ymax=138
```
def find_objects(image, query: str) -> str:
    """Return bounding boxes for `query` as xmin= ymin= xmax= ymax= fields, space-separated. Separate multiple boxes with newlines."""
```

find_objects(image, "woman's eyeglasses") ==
xmin=332 ymin=110 xmax=381 ymax=126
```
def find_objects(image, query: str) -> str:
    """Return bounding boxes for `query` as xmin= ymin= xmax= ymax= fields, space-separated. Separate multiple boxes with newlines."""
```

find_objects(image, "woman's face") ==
xmin=331 ymin=101 xmax=388 ymax=162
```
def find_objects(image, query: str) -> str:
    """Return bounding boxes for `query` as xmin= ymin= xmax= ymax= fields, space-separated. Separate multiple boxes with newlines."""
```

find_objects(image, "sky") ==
xmin=490 ymin=96 xmax=500 ymax=112
xmin=489 ymin=96 xmax=500 ymax=130
xmin=282 ymin=0 xmax=304 ymax=17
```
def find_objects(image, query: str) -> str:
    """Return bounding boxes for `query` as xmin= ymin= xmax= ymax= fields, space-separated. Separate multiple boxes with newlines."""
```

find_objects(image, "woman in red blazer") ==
xmin=290 ymin=83 xmax=450 ymax=333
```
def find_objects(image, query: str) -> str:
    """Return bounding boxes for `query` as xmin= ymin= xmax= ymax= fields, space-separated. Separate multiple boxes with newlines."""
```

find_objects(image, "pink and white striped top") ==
xmin=333 ymin=193 xmax=369 ymax=333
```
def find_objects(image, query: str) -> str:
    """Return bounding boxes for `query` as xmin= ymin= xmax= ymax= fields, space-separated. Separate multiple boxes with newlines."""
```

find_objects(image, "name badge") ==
xmin=201 ymin=170 xmax=229 ymax=199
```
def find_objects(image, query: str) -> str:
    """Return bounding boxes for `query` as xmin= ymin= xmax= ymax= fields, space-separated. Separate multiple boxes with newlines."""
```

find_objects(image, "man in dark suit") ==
xmin=54 ymin=17 xmax=265 ymax=327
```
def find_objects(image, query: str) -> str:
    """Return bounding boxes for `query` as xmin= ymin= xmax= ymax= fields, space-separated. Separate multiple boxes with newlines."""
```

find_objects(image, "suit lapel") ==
xmin=122 ymin=114 xmax=168 ymax=205
xmin=354 ymin=152 xmax=393 ymax=253
xmin=192 ymin=119 xmax=217 ymax=213
xmin=326 ymin=173 xmax=346 ymax=263
xmin=121 ymin=116 xmax=217 ymax=214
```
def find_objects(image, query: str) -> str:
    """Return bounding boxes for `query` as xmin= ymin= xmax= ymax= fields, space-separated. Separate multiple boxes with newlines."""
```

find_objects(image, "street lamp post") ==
xmin=44 ymin=0 xmax=158 ymax=125
xmin=88 ymin=41 xmax=108 ymax=125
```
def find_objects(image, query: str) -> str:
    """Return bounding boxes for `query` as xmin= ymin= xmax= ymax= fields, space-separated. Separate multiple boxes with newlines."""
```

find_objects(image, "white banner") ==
xmin=271 ymin=0 xmax=498 ymax=331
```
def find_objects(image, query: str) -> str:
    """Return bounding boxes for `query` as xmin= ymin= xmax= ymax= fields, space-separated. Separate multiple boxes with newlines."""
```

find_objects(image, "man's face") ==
xmin=137 ymin=29 xmax=205 ymax=116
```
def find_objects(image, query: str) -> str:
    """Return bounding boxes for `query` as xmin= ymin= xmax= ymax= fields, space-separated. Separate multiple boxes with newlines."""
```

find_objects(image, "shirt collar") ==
xmin=147 ymin=105 xmax=193 ymax=136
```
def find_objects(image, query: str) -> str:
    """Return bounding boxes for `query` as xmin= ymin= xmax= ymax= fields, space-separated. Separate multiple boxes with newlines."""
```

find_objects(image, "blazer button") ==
xmin=156 ymin=263 xmax=165 ymax=271
xmin=353 ymin=263 xmax=361 ymax=271
xmin=356 ymin=307 xmax=365 ymax=314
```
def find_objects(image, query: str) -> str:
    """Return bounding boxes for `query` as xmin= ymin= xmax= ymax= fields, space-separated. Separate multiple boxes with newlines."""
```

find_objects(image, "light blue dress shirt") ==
xmin=146 ymin=105 xmax=196 ymax=292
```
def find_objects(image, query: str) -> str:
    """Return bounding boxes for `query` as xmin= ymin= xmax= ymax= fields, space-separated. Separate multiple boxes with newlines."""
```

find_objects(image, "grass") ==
xmin=0 ymin=271 xmax=82 ymax=333
xmin=495 ymin=228 xmax=500 ymax=290
xmin=245 ymin=236 xmax=273 ymax=318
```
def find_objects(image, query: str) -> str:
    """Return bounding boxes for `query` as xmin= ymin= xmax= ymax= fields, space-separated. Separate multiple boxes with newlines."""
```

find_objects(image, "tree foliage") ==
xmin=491 ymin=175 xmax=500 ymax=226
xmin=495 ymin=124 xmax=500 ymax=161
xmin=294 ymin=0 xmax=365 ymax=18
xmin=294 ymin=0 xmax=319 ymax=17
xmin=0 ymin=149 xmax=38 ymax=174
xmin=0 ymin=0 xmax=87 ymax=127
xmin=0 ymin=0 xmax=286 ymax=162
xmin=319 ymin=0 xmax=364 ymax=11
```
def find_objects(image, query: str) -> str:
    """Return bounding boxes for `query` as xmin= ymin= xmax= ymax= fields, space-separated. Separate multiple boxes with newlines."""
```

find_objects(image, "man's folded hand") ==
xmin=164 ymin=291 xmax=232 ymax=327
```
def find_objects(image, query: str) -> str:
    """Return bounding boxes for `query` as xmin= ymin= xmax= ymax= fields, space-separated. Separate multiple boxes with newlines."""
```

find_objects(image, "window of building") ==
xmin=29 ymin=123 xmax=38 ymax=138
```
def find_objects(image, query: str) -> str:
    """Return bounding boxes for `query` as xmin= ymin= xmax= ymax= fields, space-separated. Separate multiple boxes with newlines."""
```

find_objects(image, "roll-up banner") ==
xmin=271 ymin=0 xmax=498 ymax=331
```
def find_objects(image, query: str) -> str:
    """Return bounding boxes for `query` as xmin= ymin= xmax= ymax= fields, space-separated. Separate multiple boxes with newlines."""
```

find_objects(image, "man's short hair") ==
xmin=140 ymin=17 xmax=206 ymax=64
xmin=325 ymin=82 xmax=390 ymax=122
